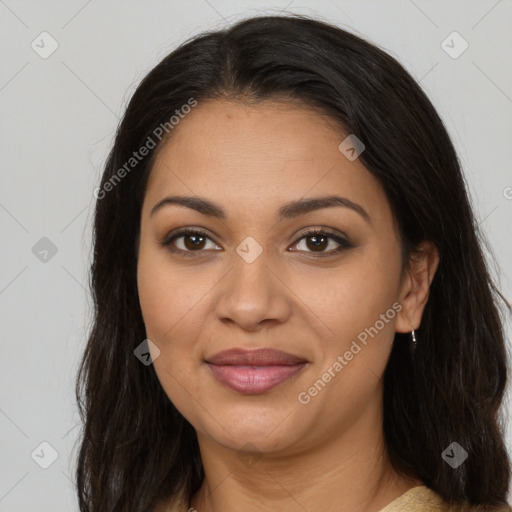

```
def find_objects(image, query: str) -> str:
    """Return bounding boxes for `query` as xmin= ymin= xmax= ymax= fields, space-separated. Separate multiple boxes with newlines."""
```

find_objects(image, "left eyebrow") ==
xmin=278 ymin=195 xmax=371 ymax=224
xmin=150 ymin=194 xmax=371 ymax=224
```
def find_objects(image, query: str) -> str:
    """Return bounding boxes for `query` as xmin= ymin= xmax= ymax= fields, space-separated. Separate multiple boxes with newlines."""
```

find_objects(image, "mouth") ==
xmin=205 ymin=347 xmax=308 ymax=394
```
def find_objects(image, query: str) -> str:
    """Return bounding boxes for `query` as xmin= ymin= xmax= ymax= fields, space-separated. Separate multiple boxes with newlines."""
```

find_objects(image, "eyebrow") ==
xmin=150 ymin=195 xmax=371 ymax=223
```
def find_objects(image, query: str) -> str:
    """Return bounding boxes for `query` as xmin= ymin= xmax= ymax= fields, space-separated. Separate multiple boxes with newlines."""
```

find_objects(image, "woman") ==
xmin=76 ymin=14 xmax=512 ymax=512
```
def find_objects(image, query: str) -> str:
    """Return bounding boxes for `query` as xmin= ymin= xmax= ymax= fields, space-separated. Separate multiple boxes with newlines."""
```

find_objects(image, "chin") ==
xmin=194 ymin=406 xmax=304 ymax=453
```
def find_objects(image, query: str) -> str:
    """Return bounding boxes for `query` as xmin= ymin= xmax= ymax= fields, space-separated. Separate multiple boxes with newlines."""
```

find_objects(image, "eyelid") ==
xmin=161 ymin=228 xmax=220 ymax=257
xmin=290 ymin=227 xmax=353 ymax=256
xmin=161 ymin=226 xmax=353 ymax=256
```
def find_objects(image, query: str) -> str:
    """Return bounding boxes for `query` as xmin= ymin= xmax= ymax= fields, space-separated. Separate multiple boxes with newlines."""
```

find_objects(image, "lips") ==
xmin=206 ymin=348 xmax=307 ymax=366
xmin=205 ymin=348 xmax=308 ymax=394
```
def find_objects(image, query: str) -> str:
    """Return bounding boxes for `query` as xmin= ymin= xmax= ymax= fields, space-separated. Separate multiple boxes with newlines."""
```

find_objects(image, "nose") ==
xmin=214 ymin=247 xmax=292 ymax=332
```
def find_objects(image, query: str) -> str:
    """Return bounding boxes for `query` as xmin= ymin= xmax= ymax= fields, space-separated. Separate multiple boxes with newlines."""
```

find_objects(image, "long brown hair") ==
xmin=76 ymin=14 xmax=512 ymax=511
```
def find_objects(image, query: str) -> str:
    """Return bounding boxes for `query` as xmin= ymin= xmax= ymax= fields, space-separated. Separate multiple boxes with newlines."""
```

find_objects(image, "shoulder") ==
xmin=378 ymin=485 xmax=512 ymax=512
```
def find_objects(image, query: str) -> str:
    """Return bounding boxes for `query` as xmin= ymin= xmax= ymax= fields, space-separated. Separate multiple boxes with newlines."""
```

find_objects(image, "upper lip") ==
xmin=205 ymin=348 xmax=307 ymax=366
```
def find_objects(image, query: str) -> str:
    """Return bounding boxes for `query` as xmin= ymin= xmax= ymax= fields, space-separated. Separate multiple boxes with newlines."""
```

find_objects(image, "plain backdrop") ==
xmin=1 ymin=0 xmax=511 ymax=510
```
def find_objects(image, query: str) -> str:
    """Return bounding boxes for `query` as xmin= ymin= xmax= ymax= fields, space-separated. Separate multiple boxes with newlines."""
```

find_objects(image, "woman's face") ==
xmin=137 ymin=98 xmax=414 ymax=455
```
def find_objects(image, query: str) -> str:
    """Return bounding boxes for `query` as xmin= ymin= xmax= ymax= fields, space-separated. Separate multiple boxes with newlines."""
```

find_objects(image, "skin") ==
xmin=137 ymin=98 xmax=439 ymax=512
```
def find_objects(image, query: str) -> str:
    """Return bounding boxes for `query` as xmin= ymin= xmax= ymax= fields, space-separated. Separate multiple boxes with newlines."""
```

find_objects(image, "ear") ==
xmin=395 ymin=240 xmax=440 ymax=333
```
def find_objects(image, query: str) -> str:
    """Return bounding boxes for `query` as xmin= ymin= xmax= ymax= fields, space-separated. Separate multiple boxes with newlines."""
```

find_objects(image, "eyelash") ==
xmin=161 ymin=228 xmax=353 ymax=258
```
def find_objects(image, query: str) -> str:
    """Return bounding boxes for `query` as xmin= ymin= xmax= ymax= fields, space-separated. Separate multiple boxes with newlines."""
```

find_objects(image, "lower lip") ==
xmin=206 ymin=363 xmax=307 ymax=394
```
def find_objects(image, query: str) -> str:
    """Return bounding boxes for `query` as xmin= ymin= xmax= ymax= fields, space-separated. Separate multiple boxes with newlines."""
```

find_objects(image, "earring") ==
xmin=410 ymin=325 xmax=417 ymax=353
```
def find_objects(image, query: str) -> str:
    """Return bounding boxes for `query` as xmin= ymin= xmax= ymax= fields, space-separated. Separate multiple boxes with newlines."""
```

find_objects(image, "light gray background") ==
xmin=1 ymin=0 xmax=511 ymax=510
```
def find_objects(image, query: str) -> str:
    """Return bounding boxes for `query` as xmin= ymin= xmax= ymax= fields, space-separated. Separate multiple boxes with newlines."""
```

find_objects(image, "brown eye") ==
xmin=292 ymin=229 xmax=352 ymax=256
xmin=161 ymin=228 xmax=352 ymax=258
xmin=303 ymin=234 xmax=329 ymax=252
xmin=162 ymin=229 xmax=221 ymax=256
xmin=182 ymin=233 xmax=207 ymax=250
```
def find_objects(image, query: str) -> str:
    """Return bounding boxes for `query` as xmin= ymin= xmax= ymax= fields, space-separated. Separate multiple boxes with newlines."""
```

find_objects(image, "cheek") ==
xmin=137 ymin=248 xmax=205 ymax=414
xmin=137 ymin=242 xmax=201 ymax=340
xmin=300 ymin=254 xmax=400 ymax=339
xmin=136 ymin=240 xmax=212 ymax=366
xmin=299 ymin=246 xmax=402 ymax=380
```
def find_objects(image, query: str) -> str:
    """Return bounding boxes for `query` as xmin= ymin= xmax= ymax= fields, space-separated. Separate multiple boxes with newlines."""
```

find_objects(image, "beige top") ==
xmin=157 ymin=485 xmax=512 ymax=511
xmin=378 ymin=485 xmax=511 ymax=511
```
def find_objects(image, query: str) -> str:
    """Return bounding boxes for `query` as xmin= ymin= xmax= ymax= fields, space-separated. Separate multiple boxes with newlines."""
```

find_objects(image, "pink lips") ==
xmin=205 ymin=348 xmax=308 ymax=394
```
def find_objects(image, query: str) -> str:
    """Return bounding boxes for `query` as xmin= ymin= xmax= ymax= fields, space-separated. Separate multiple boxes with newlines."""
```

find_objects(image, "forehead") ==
xmin=143 ymin=99 xmax=391 ymax=226
xmin=151 ymin=98 xmax=345 ymax=171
